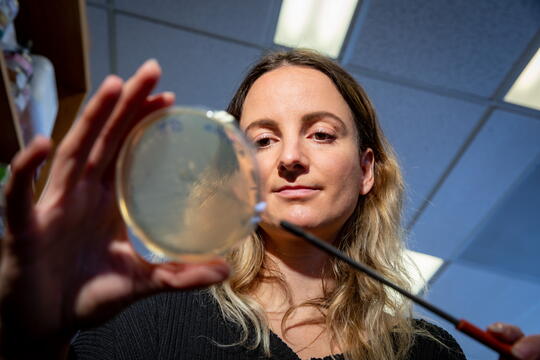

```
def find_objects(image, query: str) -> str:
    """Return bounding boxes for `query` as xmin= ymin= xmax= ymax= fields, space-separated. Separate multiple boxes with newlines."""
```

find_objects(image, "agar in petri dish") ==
xmin=116 ymin=107 xmax=263 ymax=262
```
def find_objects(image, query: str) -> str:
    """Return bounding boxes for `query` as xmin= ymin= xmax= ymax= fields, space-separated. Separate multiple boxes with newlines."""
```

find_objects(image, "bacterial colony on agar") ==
xmin=116 ymin=107 xmax=265 ymax=263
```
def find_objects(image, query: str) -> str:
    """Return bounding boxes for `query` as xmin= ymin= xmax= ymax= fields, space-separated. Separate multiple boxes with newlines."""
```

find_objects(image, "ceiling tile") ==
xmin=410 ymin=111 xmax=540 ymax=259
xmin=458 ymin=156 xmax=540 ymax=282
xmin=417 ymin=262 xmax=540 ymax=359
xmin=348 ymin=0 xmax=540 ymax=97
xmin=86 ymin=6 xmax=111 ymax=96
xmin=115 ymin=14 xmax=262 ymax=110
xmin=350 ymin=74 xmax=485 ymax=223
xmin=114 ymin=0 xmax=280 ymax=46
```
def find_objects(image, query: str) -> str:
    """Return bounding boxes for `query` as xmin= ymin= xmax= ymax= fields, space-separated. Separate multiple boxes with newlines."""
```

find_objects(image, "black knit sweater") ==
xmin=69 ymin=290 xmax=466 ymax=360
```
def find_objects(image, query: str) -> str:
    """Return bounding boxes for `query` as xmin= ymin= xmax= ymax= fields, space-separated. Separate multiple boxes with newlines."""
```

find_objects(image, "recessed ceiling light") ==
xmin=273 ymin=0 xmax=358 ymax=59
xmin=404 ymin=250 xmax=444 ymax=295
xmin=504 ymin=48 xmax=540 ymax=111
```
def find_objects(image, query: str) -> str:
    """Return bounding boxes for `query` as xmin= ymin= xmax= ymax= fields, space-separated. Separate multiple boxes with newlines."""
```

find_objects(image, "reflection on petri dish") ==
xmin=116 ymin=107 xmax=263 ymax=263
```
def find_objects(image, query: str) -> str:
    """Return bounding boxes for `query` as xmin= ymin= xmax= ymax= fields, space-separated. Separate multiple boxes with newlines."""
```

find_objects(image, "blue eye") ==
xmin=312 ymin=131 xmax=336 ymax=142
xmin=254 ymin=136 xmax=274 ymax=148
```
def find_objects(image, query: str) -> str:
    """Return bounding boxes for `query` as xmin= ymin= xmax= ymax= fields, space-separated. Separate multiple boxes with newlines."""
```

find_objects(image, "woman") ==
xmin=1 ymin=50 xmax=538 ymax=360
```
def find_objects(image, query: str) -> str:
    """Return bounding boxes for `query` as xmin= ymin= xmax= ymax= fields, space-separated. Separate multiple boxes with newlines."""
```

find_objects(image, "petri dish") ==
xmin=116 ymin=106 xmax=264 ymax=263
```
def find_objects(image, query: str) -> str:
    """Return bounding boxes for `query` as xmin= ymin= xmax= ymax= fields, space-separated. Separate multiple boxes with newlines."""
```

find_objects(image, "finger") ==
xmin=46 ymin=76 xmax=123 ymax=192
xmin=4 ymin=137 xmax=52 ymax=235
xmin=137 ymin=92 xmax=176 ymax=121
xmin=511 ymin=335 xmax=540 ymax=360
xmin=488 ymin=322 xmax=525 ymax=343
xmin=145 ymin=259 xmax=231 ymax=292
xmin=87 ymin=59 xmax=162 ymax=180
xmin=99 ymin=91 xmax=176 ymax=182
xmin=134 ymin=92 xmax=176 ymax=130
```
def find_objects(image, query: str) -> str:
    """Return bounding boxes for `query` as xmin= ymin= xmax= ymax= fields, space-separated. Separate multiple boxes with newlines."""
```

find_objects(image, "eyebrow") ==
xmin=243 ymin=111 xmax=347 ymax=133
xmin=303 ymin=111 xmax=346 ymax=128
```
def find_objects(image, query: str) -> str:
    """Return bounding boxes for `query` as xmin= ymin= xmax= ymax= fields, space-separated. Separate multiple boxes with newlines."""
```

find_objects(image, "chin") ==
xmin=282 ymin=215 xmax=322 ymax=229
xmin=264 ymin=205 xmax=319 ymax=227
xmin=265 ymin=211 xmax=336 ymax=236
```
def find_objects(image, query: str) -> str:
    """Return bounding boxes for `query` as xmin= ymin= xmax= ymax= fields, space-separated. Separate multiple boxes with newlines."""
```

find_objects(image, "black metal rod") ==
xmin=280 ymin=220 xmax=460 ymax=325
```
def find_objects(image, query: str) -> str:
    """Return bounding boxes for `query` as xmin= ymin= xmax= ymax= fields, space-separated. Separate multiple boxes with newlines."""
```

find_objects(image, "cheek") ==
xmin=329 ymin=157 xmax=363 ymax=216
xmin=322 ymin=153 xmax=362 ymax=188
xmin=255 ymin=151 xmax=277 ymax=188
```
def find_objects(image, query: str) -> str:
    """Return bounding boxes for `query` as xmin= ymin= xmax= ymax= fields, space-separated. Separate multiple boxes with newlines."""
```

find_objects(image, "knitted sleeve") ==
xmin=68 ymin=294 xmax=160 ymax=360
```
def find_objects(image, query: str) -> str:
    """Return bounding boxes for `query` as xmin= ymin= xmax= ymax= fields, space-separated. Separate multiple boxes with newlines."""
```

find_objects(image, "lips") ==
xmin=273 ymin=185 xmax=321 ymax=199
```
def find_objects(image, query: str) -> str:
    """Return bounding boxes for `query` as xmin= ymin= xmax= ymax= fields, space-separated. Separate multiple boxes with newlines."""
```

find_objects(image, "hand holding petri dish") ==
xmin=116 ymin=107 xmax=265 ymax=263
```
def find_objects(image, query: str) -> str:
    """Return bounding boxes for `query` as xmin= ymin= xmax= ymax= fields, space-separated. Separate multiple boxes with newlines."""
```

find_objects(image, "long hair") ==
xmin=210 ymin=49 xmax=414 ymax=360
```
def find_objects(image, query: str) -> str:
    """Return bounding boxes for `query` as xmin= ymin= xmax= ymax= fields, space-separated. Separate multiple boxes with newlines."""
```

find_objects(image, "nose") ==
xmin=278 ymin=137 xmax=309 ymax=181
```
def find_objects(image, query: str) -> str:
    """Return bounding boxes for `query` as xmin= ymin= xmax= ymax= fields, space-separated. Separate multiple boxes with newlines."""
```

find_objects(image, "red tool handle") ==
xmin=456 ymin=319 xmax=515 ymax=358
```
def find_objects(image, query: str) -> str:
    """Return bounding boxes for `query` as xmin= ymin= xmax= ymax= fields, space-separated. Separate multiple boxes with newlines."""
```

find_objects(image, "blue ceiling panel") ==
xmin=418 ymin=262 xmax=540 ymax=360
xmin=348 ymin=0 xmax=540 ymax=97
xmin=116 ymin=14 xmax=262 ymax=110
xmin=115 ymin=0 xmax=280 ymax=46
xmin=86 ymin=6 xmax=111 ymax=96
xmin=457 ymin=156 xmax=540 ymax=282
xmin=410 ymin=111 xmax=540 ymax=259
xmin=350 ymin=73 xmax=485 ymax=223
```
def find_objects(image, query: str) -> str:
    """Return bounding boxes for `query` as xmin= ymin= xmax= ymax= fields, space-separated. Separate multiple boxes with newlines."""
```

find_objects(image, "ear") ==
xmin=359 ymin=148 xmax=375 ymax=195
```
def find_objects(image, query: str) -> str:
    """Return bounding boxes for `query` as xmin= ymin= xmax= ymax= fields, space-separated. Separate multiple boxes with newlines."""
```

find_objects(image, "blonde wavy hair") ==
xmin=209 ymin=49 xmax=415 ymax=360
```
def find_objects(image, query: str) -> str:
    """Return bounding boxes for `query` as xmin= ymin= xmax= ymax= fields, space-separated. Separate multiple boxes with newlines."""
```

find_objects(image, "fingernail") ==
xmin=163 ymin=91 xmax=176 ymax=101
xmin=134 ymin=59 xmax=160 ymax=76
xmin=144 ymin=58 xmax=159 ymax=68
xmin=488 ymin=323 xmax=504 ymax=333
xmin=103 ymin=74 xmax=122 ymax=87
xmin=512 ymin=343 xmax=533 ymax=360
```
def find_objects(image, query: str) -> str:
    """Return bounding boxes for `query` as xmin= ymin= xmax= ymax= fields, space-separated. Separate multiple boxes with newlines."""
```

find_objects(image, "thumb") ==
xmin=511 ymin=335 xmax=540 ymax=360
xmin=488 ymin=322 xmax=524 ymax=343
xmin=75 ymin=257 xmax=231 ymax=329
xmin=141 ymin=258 xmax=231 ymax=294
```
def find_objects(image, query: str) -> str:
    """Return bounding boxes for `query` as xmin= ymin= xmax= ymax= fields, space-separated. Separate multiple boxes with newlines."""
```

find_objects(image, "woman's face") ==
xmin=240 ymin=66 xmax=374 ymax=241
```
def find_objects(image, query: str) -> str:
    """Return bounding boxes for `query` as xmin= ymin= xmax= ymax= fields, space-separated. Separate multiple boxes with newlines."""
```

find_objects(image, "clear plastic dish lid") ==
xmin=116 ymin=106 xmax=265 ymax=262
